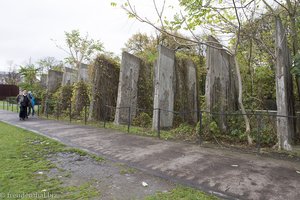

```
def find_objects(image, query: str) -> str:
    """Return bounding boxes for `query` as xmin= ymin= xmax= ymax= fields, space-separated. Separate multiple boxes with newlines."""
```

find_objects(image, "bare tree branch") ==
xmin=273 ymin=0 xmax=289 ymax=13
xmin=153 ymin=0 xmax=166 ymax=29
xmin=262 ymin=0 xmax=275 ymax=14
xmin=123 ymin=0 xmax=231 ymax=52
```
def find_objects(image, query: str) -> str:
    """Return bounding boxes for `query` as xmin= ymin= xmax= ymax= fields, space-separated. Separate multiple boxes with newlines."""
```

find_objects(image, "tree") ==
xmin=4 ymin=61 xmax=20 ymax=85
xmin=18 ymin=63 xmax=45 ymax=100
xmin=5 ymin=70 xmax=20 ymax=85
xmin=55 ymin=29 xmax=104 ymax=81
xmin=19 ymin=64 xmax=39 ymax=86
xmin=37 ymin=57 xmax=63 ymax=74
xmin=123 ymin=33 xmax=154 ymax=54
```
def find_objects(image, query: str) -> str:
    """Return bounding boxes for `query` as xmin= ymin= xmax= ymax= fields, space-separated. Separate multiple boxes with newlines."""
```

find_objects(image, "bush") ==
xmin=170 ymin=123 xmax=197 ymax=141
xmin=132 ymin=112 xmax=152 ymax=128
xmin=72 ymin=81 xmax=90 ymax=117
xmin=60 ymin=85 xmax=73 ymax=110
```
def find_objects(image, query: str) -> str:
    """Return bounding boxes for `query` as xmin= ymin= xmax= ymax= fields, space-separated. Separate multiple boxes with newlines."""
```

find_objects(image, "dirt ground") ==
xmin=48 ymin=152 xmax=177 ymax=200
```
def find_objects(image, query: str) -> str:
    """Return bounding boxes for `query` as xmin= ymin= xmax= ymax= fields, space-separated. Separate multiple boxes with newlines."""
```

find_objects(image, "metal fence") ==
xmin=2 ymin=97 xmax=299 ymax=153
xmin=1 ymin=97 xmax=41 ymax=116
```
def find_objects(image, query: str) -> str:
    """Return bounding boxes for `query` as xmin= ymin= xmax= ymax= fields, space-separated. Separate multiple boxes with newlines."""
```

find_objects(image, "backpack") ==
xmin=29 ymin=93 xmax=35 ymax=105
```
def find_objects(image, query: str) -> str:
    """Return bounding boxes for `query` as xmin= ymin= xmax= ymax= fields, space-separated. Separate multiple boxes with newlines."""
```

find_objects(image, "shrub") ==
xmin=132 ymin=112 xmax=152 ymax=128
xmin=170 ymin=123 xmax=197 ymax=141
xmin=72 ymin=81 xmax=90 ymax=117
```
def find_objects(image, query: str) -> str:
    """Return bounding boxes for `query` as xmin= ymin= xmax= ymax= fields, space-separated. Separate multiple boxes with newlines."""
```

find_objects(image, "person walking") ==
xmin=27 ymin=91 xmax=35 ymax=116
xmin=18 ymin=90 xmax=30 ymax=120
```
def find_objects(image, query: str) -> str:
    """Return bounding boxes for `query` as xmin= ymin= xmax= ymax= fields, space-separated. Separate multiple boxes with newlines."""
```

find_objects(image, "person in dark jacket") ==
xmin=18 ymin=90 xmax=30 ymax=120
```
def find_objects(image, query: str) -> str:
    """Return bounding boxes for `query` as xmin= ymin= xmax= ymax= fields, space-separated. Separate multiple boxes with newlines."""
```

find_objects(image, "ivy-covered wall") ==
xmin=88 ymin=55 xmax=120 ymax=121
xmin=136 ymin=60 xmax=154 ymax=115
xmin=174 ymin=53 xmax=199 ymax=125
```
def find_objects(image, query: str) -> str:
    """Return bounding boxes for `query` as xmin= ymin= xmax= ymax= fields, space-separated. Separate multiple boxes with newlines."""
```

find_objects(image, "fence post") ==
xmin=127 ymin=107 xmax=131 ymax=133
xmin=37 ymin=104 xmax=40 ymax=116
xmin=56 ymin=101 xmax=59 ymax=120
xmin=2 ymin=100 xmax=4 ymax=109
xmin=69 ymin=103 xmax=72 ymax=123
xmin=157 ymin=108 xmax=161 ymax=139
xmin=46 ymin=101 xmax=49 ymax=119
xmin=103 ymin=105 xmax=106 ymax=128
xmin=11 ymin=100 xmax=13 ymax=112
xmin=257 ymin=115 xmax=262 ymax=154
xmin=84 ymin=104 xmax=87 ymax=125
xmin=6 ymin=99 xmax=8 ymax=110
xmin=58 ymin=103 xmax=60 ymax=120
xmin=197 ymin=111 xmax=203 ymax=144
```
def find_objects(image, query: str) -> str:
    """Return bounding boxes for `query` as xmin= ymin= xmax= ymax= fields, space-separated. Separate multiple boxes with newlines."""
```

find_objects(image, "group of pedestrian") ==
xmin=16 ymin=90 xmax=35 ymax=120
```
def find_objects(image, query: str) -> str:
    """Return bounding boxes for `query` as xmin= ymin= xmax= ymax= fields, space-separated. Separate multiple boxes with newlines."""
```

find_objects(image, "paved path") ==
xmin=1 ymin=110 xmax=299 ymax=200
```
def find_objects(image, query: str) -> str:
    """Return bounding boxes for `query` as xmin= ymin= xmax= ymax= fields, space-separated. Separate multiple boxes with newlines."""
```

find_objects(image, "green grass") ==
xmin=144 ymin=186 xmax=219 ymax=200
xmin=0 ymin=121 xmax=100 ymax=199
xmin=0 ymin=100 xmax=19 ymax=113
xmin=115 ymin=163 xmax=137 ymax=175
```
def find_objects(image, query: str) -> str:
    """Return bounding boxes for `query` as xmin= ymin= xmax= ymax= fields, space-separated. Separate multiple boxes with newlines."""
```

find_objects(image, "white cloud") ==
xmin=0 ymin=0 xmax=174 ymax=71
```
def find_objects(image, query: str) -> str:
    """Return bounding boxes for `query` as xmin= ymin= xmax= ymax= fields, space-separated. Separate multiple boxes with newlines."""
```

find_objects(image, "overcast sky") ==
xmin=0 ymin=0 xmax=178 ymax=72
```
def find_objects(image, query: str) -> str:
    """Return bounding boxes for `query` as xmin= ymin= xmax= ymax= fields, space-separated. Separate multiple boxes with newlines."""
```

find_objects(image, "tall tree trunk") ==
xmin=232 ymin=0 xmax=252 ymax=145
xmin=235 ymin=57 xmax=253 ymax=145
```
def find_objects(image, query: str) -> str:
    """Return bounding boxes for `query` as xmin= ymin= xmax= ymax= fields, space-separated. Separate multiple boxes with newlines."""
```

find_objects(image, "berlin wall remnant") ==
xmin=40 ymin=74 xmax=47 ymax=88
xmin=47 ymin=70 xmax=63 ymax=93
xmin=174 ymin=57 xmax=198 ymax=124
xmin=205 ymin=36 xmax=238 ymax=131
xmin=44 ymin=70 xmax=63 ymax=115
xmin=136 ymin=60 xmax=153 ymax=115
xmin=187 ymin=60 xmax=198 ymax=123
xmin=62 ymin=67 xmax=77 ymax=85
xmin=114 ymin=52 xmax=141 ymax=124
xmin=275 ymin=17 xmax=295 ymax=150
xmin=88 ymin=55 xmax=119 ymax=121
xmin=152 ymin=45 xmax=175 ymax=130
xmin=78 ymin=63 xmax=89 ymax=82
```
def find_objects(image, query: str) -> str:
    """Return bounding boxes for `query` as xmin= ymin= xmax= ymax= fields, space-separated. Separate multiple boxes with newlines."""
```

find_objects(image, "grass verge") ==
xmin=145 ymin=186 xmax=219 ymax=200
xmin=0 ymin=121 xmax=100 ymax=199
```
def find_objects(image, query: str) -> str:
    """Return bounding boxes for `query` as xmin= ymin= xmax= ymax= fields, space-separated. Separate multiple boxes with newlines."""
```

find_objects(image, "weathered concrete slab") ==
xmin=79 ymin=63 xmax=89 ymax=82
xmin=1 ymin=110 xmax=300 ymax=200
xmin=40 ymin=74 xmax=47 ymax=88
xmin=88 ymin=55 xmax=119 ymax=121
xmin=175 ymin=58 xmax=198 ymax=123
xmin=206 ymin=36 xmax=238 ymax=131
xmin=47 ymin=70 xmax=63 ymax=93
xmin=275 ymin=17 xmax=295 ymax=150
xmin=115 ymin=52 xmax=141 ymax=125
xmin=62 ymin=67 xmax=77 ymax=85
xmin=187 ymin=60 xmax=198 ymax=123
xmin=153 ymin=45 xmax=175 ymax=130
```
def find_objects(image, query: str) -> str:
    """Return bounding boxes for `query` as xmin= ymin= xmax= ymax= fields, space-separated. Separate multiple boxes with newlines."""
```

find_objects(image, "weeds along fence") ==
xmin=42 ymin=100 xmax=300 ymax=151
xmin=2 ymin=97 xmax=299 ymax=153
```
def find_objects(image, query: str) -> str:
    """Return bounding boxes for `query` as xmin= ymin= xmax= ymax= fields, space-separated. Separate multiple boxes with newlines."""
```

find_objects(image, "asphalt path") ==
xmin=0 ymin=110 xmax=299 ymax=200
